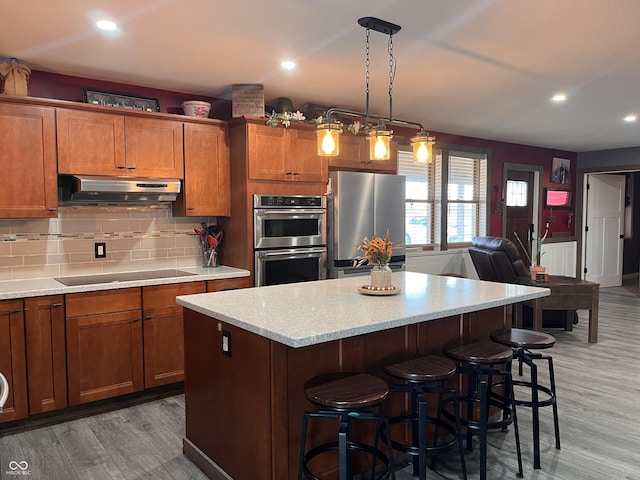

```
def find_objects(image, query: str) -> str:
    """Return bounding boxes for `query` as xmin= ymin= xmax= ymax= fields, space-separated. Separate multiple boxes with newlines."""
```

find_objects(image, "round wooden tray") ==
xmin=357 ymin=285 xmax=401 ymax=296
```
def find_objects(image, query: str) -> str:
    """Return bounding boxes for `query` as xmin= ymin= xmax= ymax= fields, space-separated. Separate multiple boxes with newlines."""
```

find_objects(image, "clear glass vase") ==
xmin=370 ymin=263 xmax=392 ymax=290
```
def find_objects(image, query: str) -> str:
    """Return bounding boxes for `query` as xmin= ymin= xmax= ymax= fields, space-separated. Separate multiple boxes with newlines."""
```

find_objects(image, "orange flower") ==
xmin=353 ymin=229 xmax=394 ymax=267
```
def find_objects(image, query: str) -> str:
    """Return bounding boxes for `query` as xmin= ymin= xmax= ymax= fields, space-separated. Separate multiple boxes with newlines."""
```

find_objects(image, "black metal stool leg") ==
xmin=530 ymin=359 xmax=541 ymax=469
xmin=548 ymin=356 xmax=561 ymax=450
xmin=508 ymin=372 xmax=524 ymax=478
xmin=478 ymin=375 xmax=489 ymax=480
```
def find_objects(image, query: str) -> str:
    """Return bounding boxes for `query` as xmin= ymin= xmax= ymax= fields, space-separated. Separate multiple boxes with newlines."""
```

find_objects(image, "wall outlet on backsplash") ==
xmin=95 ymin=242 xmax=106 ymax=259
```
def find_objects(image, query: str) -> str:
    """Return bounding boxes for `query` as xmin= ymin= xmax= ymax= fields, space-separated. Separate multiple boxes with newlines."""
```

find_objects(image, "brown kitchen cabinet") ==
xmin=328 ymin=134 xmax=398 ymax=173
xmin=173 ymin=122 xmax=231 ymax=217
xmin=0 ymin=101 xmax=58 ymax=218
xmin=65 ymin=288 xmax=144 ymax=406
xmin=57 ymin=108 xmax=184 ymax=179
xmin=142 ymin=281 xmax=206 ymax=388
xmin=246 ymin=121 xmax=327 ymax=183
xmin=24 ymin=296 xmax=67 ymax=415
xmin=207 ymin=276 xmax=253 ymax=292
xmin=0 ymin=299 xmax=28 ymax=422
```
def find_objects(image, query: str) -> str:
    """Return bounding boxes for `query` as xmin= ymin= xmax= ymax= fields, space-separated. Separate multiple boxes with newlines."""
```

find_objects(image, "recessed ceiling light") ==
xmin=96 ymin=19 xmax=118 ymax=31
xmin=551 ymin=94 xmax=567 ymax=103
xmin=624 ymin=114 xmax=637 ymax=123
xmin=281 ymin=60 xmax=296 ymax=70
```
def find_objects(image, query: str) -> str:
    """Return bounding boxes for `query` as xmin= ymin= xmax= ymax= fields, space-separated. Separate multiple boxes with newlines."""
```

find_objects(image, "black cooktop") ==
xmin=54 ymin=269 xmax=197 ymax=286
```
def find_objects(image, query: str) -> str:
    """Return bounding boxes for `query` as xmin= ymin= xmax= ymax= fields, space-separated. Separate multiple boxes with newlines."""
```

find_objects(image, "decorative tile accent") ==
xmin=0 ymin=206 xmax=216 ymax=280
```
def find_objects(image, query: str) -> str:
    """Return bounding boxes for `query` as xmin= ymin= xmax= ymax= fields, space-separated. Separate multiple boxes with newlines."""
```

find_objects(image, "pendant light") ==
xmin=316 ymin=17 xmax=435 ymax=164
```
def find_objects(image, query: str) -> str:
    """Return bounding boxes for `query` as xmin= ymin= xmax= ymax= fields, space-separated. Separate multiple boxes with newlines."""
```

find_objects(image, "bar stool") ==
xmin=297 ymin=372 xmax=395 ymax=480
xmin=490 ymin=328 xmax=560 ymax=469
xmin=443 ymin=340 xmax=523 ymax=480
xmin=381 ymin=354 xmax=467 ymax=480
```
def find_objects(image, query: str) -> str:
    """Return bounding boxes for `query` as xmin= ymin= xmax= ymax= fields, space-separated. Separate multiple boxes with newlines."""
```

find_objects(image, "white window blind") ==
xmin=447 ymin=151 xmax=487 ymax=243
xmin=398 ymin=149 xmax=435 ymax=246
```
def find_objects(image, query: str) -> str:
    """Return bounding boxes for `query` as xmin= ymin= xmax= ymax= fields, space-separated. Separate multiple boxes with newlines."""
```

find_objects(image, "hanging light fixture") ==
xmin=316 ymin=17 xmax=435 ymax=163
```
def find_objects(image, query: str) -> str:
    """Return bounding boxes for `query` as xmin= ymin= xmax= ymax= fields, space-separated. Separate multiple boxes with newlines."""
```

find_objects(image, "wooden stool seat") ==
xmin=443 ymin=340 xmax=513 ymax=364
xmin=384 ymin=354 xmax=457 ymax=382
xmin=304 ymin=373 xmax=389 ymax=409
xmin=490 ymin=328 xmax=555 ymax=349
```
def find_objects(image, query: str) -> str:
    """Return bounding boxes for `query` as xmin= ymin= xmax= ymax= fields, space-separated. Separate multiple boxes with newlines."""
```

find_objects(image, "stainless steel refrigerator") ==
xmin=327 ymin=170 xmax=406 ymax=278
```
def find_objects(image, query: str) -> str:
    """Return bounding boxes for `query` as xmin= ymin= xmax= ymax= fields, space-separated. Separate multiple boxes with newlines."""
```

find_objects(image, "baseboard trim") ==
xmin=183 ymin=437 xmax=233 ymax=480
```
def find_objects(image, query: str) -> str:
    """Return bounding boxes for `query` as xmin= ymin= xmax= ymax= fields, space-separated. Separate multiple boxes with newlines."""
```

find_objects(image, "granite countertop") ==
xmin=0 ymin=266 xmax=250 ymax=300
xmin=176 ymin=271 xmax=550 ymax=348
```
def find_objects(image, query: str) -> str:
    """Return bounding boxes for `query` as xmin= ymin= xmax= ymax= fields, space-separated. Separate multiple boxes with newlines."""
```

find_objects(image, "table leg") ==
xmin=533 ymin=298 xmax=543 ymax=331
xmin=588 ymin=288 xmax=599 ymax=343
xmin=513 ymin=304 xmax=523 ymax=329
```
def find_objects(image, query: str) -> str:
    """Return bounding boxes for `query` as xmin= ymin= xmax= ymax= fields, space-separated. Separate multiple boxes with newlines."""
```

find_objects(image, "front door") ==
xmin=504 ymin=170 xmax=535 ymax=265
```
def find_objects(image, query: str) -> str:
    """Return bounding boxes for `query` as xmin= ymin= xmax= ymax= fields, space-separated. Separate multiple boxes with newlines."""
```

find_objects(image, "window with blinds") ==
xmin=447 ymin=151 xmax=488 ymax=244
xmin=398 ymin=149 xmax=435 ymax=245
xmin=399 ymin=146 xmax=488 ymax=248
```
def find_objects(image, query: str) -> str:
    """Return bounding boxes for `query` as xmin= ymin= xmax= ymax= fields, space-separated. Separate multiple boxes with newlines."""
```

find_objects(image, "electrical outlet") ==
xmin=222 ymin=330 xmax=232 ymax=357
xmin=95 ymin=242 xmax=106 ymax=258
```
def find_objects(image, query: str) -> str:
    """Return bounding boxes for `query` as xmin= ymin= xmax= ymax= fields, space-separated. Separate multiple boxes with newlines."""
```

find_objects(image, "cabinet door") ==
xmin=66 ymin=289 xmax=143 ymax=406
xmin=24 ymin=296 xmax=67 ymax=414
xmin=247 ymin=124 xmax=289 ymax=181
xmin=0 ymin=103 xmax=58 ymax=218
xmin=57 ymin=108 xmax=126 ymax=175
xmin=0 ymin=300 xmax=28 ymax=422
xmin=328 ymin=135 xmax=398 ymax=173
xmin=290 ymin=129 xmax=327 ymax=183
xmin=125 ymin=117 xmax=184 ymax=178
xmin=142 ymin=282 xmax=205 ymax=388
xmin=175 ymin=123 xmax=230 ymax=216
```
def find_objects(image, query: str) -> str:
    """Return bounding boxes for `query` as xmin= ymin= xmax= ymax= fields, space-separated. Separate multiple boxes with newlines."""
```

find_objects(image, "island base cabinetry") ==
xmin=183 ymin=305 xmax=508 ymax=479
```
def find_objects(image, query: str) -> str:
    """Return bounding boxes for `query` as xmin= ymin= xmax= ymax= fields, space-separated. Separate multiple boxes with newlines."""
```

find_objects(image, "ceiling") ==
xmin=3 ymin=0 xmax=640 ymax=153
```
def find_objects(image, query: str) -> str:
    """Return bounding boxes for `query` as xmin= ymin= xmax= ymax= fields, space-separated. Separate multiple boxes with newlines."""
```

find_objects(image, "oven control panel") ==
xmin=254 ymin=195 xmax=324 ymax=208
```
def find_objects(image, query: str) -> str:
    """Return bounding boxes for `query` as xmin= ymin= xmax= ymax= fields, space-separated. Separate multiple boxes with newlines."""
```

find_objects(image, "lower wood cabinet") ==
xmin=0 ymin=299 xmax=28 ymax=422
xmin=24 ymin=296 xmax=67 ymax=415
xmin=65 ymin=288 xmax=143 ymax=406
xmin=142 ymin=282 xmax=206 ymax=388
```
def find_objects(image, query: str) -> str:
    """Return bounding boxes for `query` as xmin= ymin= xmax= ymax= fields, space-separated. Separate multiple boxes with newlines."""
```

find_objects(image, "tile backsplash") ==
xmin=0 ymin=206 xmax=215 ymax=281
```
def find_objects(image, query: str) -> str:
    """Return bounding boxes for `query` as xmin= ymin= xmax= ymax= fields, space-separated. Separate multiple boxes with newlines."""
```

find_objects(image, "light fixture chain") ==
xmin=365 ymin=27 xmax=370 ymax=117
xmin=388 ymin=34 xmax=396 ymax=120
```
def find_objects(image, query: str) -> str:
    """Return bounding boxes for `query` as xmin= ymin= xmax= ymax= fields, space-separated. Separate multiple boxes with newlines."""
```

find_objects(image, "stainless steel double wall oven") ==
xmin=253 ymin=195 xmax=326 ymax=287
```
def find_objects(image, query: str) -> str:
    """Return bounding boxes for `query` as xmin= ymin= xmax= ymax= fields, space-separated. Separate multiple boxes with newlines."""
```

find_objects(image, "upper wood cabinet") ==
xmin=328 ymin=134 xmax=398 ymax=173
xmin=24 ymin=296 xmax=67 ymax=415
xmin=57 ymin=108 xmax=184 ymax=179
xmin=247 ymin=122 xmax=327 ymax=183
xmin=173 ymin=122 xmax=231 ymax=217
xmin=0 ymin=102 xmax=58 ymax=218
xmin=0 ymin=299 xmax=28 ymax=422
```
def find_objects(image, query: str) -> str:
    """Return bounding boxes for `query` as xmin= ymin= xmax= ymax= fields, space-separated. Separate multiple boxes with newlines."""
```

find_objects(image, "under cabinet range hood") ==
xmin=58 ymin=175 xmax=181 ymax=205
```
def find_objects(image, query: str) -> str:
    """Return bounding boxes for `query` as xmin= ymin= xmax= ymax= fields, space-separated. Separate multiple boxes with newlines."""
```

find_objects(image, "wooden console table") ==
xmin=516 ymin=275 xmax=599 ymax=343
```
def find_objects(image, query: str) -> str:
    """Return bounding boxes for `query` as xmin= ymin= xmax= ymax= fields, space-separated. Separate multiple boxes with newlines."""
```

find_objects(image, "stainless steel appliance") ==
xmin=253 ymin=194 xmax=327 ymax=287
xmin=58 ymin=175 xmax=181 ymax=204
xmin=327 ymin=171 xmax=406 ymax=278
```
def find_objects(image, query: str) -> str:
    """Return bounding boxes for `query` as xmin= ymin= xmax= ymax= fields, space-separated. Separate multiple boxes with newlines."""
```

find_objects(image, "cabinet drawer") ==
xmin=66 ymin=288 xmax=141 ymax=317
xmin=143 ymin=281 xmax=205 ymax=308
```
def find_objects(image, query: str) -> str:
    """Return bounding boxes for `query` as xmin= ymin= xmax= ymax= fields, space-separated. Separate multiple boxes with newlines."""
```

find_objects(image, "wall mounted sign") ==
xmin=83 ymin=88 xmax=160 ymax=112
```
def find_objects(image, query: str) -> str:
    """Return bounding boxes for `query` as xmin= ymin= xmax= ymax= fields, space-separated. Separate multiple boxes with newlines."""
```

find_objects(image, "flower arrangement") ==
xmin=514 ymin=228 xmax=548 ymax=267
xmin=265 ymin=112 xmax=366 ymax=136
xmin=353 ymin=230 xmax=394 ymax=267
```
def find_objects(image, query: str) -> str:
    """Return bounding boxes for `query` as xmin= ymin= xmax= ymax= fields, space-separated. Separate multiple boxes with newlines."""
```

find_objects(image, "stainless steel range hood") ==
xmin=58 ymin=175 xmax=181 ymax=205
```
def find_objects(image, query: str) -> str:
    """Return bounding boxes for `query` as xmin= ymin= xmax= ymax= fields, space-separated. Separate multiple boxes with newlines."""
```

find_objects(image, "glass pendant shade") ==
xmin=411 ymin=132 xmax=435 ymax=164
xmin=316 ymin=122 xmax=342 ymax=156
xmin=367 ymin=128 xmax=393 ymax=161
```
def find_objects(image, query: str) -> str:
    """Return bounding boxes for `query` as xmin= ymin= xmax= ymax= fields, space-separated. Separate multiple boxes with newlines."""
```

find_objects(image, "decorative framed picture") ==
xmin=551 ymin=157 xmax=570 ymax=184
xmin=83 ymin=88 xmax=160 ymax=112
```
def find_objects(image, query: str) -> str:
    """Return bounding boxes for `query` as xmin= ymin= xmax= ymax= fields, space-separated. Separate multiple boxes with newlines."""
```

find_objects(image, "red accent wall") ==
xmin=396 ymin=126 xmax=578 ymax=237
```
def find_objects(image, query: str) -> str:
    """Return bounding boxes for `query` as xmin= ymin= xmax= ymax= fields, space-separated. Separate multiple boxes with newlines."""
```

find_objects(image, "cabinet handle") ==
xmin=145 ymin=315 xmax=154 ymax=320
xmin=11 ymin=309 xmax=22 ymax=313
xmin=52 ymin=303 xmax=63 ymax=307
xmin=133 ymin=317 xmax=141 ymax=322
xmin=127 ymin=167 xmax=136 ymax=170
xmin=187 ymin=207 xmax=195 ymax=211
xmin=48 ymin=208 xmax=57 ymax=211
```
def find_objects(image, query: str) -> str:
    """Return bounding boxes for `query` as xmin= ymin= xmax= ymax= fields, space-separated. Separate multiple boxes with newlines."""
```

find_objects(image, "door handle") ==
xmin=620 ymin=234 xmax=625 ymax=239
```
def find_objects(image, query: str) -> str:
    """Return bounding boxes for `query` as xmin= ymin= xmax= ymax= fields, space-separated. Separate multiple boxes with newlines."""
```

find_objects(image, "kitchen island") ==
xmin=177 ymin=271 xmax=549 ymax=480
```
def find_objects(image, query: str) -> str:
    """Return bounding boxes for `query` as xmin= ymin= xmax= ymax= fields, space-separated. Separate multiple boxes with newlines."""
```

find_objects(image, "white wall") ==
xmin=405 ymin=248 xmax=478 ymax=279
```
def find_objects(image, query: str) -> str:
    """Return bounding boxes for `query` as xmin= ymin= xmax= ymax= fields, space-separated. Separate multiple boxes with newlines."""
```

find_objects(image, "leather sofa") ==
xmin=468 ymin=236 xmax=577 ymax=329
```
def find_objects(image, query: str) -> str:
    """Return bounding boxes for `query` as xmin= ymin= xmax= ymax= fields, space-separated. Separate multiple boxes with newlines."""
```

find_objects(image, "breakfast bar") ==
xmin=177 ymin=271 xmax=549 ymax=479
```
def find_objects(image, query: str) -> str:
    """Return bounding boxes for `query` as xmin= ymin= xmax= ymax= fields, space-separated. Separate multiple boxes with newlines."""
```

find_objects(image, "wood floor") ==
xmin=2 ymin=284 xmax=639 ymax=479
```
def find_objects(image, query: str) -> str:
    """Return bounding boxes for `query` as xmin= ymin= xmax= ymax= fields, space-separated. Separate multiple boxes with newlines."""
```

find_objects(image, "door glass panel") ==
xmin=506 ymin=180 xmax=528 ymax=207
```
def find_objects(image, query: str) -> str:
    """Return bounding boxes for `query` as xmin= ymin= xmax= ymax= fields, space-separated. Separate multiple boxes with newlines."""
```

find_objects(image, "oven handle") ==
xmin=255 ymin=209 xmax=325 ymax=216
xmin=256 ymin=247 xmax=326 ymax=258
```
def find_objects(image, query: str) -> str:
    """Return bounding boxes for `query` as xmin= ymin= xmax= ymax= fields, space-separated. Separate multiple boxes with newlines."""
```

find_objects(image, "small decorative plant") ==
xmin=265 ymin=112 xmax=366 ymax=136
xmin=353 ymin=230 xmax=394 ymax=267
xmin=514 ymin=228 xmax=548 ymax=267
